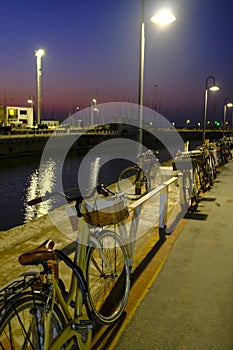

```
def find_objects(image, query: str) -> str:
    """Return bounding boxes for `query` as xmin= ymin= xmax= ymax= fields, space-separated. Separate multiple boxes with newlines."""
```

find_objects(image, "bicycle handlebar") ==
xmin=27 ymin=184 xmax=114 ymax=206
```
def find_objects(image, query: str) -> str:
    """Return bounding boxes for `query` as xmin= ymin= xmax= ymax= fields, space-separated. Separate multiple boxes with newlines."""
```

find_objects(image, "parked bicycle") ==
xmin=215 ymin=139 xmax=232 ymax=166
xmin=117 ymin=149 xmax=160 ymax=200
xmin=193 ymin=145 xmax=216 ymax=192
xmin=173 ymin=151 xmax=198 ymax=210
xmin=0 ymin=182 xmax=131 ymax=349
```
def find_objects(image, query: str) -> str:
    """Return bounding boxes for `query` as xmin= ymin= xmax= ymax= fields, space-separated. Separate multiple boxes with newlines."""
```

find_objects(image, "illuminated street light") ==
xmin=138 ymin=1 xmax=176 ymax=153
xmin=151 ymin=8 xmax=176 ymax=26
xmin=91 ymin=98 xmax=97 ymax=127
xmin=35 ymin=48 xmax=45 ymax=126
xmin=27 ymin=95 xmax=34 ymax=126
xmin=186 ymin=119 xmax=190 ymax=129
xmin=223 ymin=97 xmax=233 ymax=136
xmin=202 ymin=75 xmax=219 ymax=144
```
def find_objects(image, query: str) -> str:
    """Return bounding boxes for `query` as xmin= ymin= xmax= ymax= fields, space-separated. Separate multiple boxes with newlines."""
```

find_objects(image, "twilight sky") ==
xmin=0 ymin=0 xmax=232 ymax=126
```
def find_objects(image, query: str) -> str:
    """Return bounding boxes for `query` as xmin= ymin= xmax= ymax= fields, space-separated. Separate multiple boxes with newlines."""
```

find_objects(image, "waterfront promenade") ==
xmin=0 ymin=150 xmax=232 ymax=349
xmin=114 ymin=159 xmax=233 ymax=350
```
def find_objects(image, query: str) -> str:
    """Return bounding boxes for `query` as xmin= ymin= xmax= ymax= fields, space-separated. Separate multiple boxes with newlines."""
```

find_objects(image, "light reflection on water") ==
xmin=24 ymin=159 xmax=57 ymax=222
xmin=0 ymin=154 xmax=83 ymax=231
xmin=23 ymin=153 xmax=83 ymax=226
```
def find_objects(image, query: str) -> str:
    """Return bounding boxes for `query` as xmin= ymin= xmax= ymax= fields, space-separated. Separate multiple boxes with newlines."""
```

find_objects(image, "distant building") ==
xmin=41 ymin=120 xmax=59 ymax=129
xmin=0 ymin=105 xmax=33 ymax=127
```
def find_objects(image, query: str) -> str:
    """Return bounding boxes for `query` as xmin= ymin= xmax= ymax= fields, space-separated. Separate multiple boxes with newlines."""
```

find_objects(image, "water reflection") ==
xmin=24 ymin=159 xmax=57 ymax=222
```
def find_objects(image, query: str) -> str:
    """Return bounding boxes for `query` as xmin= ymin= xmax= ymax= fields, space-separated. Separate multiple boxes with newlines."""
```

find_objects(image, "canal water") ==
xmin=0 ymin=139 xmax=201 ymax=231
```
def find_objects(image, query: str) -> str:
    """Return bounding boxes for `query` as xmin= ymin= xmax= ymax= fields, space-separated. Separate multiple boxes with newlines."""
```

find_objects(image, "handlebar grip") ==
xmin=27 ymin=197 xmax=43 ymax=206
xmin=97 ymin=184 xmax=109 ymax=197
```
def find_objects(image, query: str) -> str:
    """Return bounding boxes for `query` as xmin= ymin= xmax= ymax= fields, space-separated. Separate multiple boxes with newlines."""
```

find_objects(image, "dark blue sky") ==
xmin=0 ymin=0 xmax=232 ymax=126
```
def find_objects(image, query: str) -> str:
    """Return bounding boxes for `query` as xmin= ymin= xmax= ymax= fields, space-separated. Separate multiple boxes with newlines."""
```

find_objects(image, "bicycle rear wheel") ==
xmin=117 ymin=166 xmax=147 ymax=199
xmin=86 ymin=230 xmax=130 ymax=324
xmin=0 ymin=292 xmax=66 ymax=350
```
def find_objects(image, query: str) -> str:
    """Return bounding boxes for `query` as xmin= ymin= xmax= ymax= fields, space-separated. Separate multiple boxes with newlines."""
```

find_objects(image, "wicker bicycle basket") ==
xmin=82 ymin=193 xmax=129 ymax=227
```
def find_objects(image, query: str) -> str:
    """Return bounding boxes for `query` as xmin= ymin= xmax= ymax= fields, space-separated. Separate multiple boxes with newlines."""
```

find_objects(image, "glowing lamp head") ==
xmin=151 ymin=9 xmax=176 ymax=26
xmin=209 ymin=85 xmax=219 ymax=92
xmin=35 ymin=49 xmax=45 ymax=58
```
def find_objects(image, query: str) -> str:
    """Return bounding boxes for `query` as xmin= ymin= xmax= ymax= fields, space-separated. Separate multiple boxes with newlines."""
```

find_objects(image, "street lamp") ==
xmin=91 ymin=98 xmax=97 ymax=127
xmin=186 ymin=119 xmax=190 ymax=129
xmin=223 ymin=98 xmax=233 ymax=136
xmin=35 ymin=48 xmax=45 ymax=126
xmin=27 ymin=95 xmax=34 ymax=127
xmin=150 ymin=8 xmax=176 ymax=25
xmin=138 ymin=1 xmax=176 ymax=153
xmin=202 ymin=75 xmax=219 ymax=144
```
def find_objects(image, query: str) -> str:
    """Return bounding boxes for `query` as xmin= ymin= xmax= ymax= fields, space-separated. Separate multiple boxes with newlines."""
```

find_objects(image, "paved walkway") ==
xmin=115 ymin=159 xmax=233 ymax=350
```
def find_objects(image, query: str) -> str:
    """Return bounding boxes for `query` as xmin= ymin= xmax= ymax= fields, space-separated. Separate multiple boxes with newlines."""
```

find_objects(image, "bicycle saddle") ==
xmin=18 ymin=239 xmax=56 ymax=266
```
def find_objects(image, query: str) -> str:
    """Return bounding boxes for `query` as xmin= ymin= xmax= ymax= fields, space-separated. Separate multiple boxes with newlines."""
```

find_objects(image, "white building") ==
xmin=0 ymin=106 xmax=33 ymax=128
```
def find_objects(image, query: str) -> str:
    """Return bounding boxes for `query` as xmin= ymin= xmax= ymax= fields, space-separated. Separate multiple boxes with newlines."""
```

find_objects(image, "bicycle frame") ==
xmin=41 ymin=264 xmax=92 ymax=350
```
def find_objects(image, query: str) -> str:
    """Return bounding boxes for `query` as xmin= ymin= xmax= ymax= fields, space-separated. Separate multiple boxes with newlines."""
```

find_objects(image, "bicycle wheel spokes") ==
xmin=0 ymin=294 xmax=65 ymax=350
xmin=86 ymin=231 xmax=130 ymax=324
xmin=1 ymin=308 xmax=38 ymax=349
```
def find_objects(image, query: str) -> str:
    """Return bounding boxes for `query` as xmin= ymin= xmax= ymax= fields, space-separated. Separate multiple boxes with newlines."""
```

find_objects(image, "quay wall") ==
xmin=0 ymin=130 xmax=228 ymax=159
xmin=0 ymin=132 xmax=117 ymax=159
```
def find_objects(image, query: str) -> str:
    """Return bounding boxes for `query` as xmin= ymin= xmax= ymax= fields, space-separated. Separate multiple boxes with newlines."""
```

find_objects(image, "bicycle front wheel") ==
xmin=117 ymin=166 xmax=147 ymax=199
xmin=0 ymin=292 xmax=66 ymax=350
xmin=86 ymin=230 xmax=131 ymax=324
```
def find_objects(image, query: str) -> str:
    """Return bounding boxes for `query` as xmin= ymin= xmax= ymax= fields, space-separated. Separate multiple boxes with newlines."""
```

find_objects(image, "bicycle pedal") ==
xmin=72 ymin=320 xmax=93 ymax=331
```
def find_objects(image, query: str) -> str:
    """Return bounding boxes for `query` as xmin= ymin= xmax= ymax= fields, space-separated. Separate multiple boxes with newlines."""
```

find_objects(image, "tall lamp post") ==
xmin=223 ymin=98 xmax=233 ymax=136
xmin=154 ymin=84 xmax=158 ymax=111
xmin=91 ymin=98 xmax=97 ymax=127
xmin=138 ymin=1 xmax=176 ymax=153
xmin=27 ymin=95 xmax=34 ymax=127
xmin=35 ymin=49 xmax=45 ymax=126
xmin=202 ymin=75 xmax=219 ymax=144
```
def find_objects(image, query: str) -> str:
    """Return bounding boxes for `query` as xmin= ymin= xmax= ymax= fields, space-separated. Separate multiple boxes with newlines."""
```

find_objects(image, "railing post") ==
xmin=159 ymin=186 xmax=168 ymax=241
xmin=118 ymin=204 xmax=142 ymax=266
xmin=178 ymin=173 xmax=185 ymax=208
